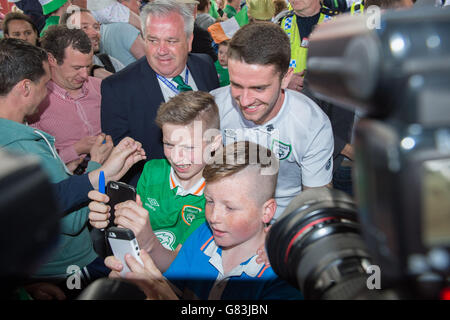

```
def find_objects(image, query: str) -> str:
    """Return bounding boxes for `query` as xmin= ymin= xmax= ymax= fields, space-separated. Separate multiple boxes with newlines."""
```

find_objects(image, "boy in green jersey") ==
xmin=214 ymin=40 xmax=230 ymax=87
xmin=88 ymin=91 xmax=222 ymax=271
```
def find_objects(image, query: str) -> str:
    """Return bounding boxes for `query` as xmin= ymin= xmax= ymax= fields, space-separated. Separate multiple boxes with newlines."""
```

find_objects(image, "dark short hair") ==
xmin=197 ymin=0 xmax=210 ymax=11
xmin=228 ymin=22 xmax=290 ymax=77
xmin=2 ymin=12 xmax=39 ymax=38
xmin=40 ymin=25 xmax=92 ymax=65
xmin=0 ymin=38 xmax=48 ymax=96
xmin=273 ymin=0 xmax=288 ymax=17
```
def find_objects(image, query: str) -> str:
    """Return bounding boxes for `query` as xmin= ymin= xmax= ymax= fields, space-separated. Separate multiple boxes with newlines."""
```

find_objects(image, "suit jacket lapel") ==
xmin=187 ymin=54 xmax=208 ymax=91
xmin=139 ymin=58 xmax=164 ymax=104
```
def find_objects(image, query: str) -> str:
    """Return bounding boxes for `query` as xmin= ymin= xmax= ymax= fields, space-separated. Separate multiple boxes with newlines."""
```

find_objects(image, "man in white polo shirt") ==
xmin=211 ymin=22 xmax=334 ymax=220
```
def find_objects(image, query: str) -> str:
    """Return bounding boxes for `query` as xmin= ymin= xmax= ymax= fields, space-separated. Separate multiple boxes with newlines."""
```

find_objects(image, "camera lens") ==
xmin=267 ymin=187 xmax=373 ymax=299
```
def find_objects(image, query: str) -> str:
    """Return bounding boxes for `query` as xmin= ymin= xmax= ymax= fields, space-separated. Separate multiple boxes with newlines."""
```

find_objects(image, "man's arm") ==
xmin=302 ymin=182 xmax=333 ymax=191
xmin=101 ymin=78 xmax=130 ymax=146
xmin=341 ymin=143 xmax=354 ymax=161
xmin=60 ymin=137 xmax=145 ymax=234
xmin=129 ymin=35 xmax=146 ymax=60
xmin=52 ymin=174 xmax=93 ymax=214
xmin=127 ymin=10 xmax=142 ymax=32
xmin=300 ymin=112 xmax=335 ymax=189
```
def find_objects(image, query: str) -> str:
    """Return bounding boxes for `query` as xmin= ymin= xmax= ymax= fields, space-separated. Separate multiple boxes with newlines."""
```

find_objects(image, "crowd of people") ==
xmin=0 ymin=0 xmax=438 ymax=300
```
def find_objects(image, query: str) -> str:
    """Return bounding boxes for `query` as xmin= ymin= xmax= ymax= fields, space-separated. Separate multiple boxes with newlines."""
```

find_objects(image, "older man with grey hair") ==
xmin=101 ymin=0 xmax=219 ymax=186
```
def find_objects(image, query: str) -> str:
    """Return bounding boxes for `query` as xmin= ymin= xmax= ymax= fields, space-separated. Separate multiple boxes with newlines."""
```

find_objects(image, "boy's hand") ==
xmin=256 ymin=246 xmax=270 ymax=266
xmin=24 ymin=282 xmax=66 ymax=300
xmin=124 ymin=250 xmax=179 ymax=300
xmin=105 ymin=255 xmax=124 ymax=278
xmin=90 ymin=134 xmax=113 ymax=164
xmin=74 ymin=135 xmax=98 ymax=155
xmin=99 ymin=137 xmax=147 ymax=183
xmin=88 ymin=190 xmax=111 ymax=229
xmin=287 ymin=70 xmax=306 ymax=92
xmin=87 ymin=137 xmax=146 ymax=190
xmin=66 ymin=158 xmax=83 ymax=173
xmin=104 ymin=250 xmax=179 ymax=300
xmin=114 ymin=195 xmax=157 ymax=252
xmin=256 ymin=225 xmax=272 ymax=266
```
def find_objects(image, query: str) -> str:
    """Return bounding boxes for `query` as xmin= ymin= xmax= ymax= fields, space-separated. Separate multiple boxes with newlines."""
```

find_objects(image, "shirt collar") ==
xmin=203 ymin=238 xmax=264 ymax=278
xmin=47 ymin=79 xmax=89 ymax=101
xmin=169 ymin=66 xmax=188 ymax=83
xmin=169 ymin=167 xmax=206 ymax=197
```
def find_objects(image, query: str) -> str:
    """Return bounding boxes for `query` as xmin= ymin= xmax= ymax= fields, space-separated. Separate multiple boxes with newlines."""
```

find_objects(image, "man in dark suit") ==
xmin=101 ymin=0 xmax=219 ymax=186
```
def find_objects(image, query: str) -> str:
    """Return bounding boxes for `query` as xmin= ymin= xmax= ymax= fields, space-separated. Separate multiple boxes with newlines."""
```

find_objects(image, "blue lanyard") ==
xmin=156 ymin=69 xmax=189 ymax=94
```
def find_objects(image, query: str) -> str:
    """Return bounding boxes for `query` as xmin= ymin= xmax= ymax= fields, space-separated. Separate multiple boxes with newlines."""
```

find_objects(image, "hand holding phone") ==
xmin=107 ymin=227 xmax=144 ymax=276
xmin=106 ymin=181 xmax=136 ymax=228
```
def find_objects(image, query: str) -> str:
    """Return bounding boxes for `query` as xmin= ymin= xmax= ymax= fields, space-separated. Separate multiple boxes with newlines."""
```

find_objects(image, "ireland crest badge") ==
xmin=271 ymin=139 xmax=292 ymax=160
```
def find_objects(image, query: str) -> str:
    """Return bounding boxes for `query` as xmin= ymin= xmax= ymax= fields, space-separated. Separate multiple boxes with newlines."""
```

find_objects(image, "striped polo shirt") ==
xmin=163 ymin=223 xmax=303 ymax=300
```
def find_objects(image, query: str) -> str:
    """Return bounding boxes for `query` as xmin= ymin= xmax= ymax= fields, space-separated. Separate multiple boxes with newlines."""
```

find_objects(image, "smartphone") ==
xmin=106 ymin=181 xmax=136 ymax=228
xmin=107 ymin=227 xmax=144 ymax=276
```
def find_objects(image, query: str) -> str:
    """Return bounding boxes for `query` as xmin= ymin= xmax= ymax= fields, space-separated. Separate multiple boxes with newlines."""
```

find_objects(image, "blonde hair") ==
xmin=247 ymin=0 xmax=275 ymax=21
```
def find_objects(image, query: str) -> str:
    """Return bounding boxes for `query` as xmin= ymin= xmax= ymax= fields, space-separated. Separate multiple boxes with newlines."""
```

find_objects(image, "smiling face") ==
xmin=144 ymin=12 xmax=193 ymax=78
xmin=162 ymin=122 xmax=208 ymax=188
xmin=77 ymin=11 xmax=101 ymax=53
xmin=48 ymin=46 xmax=93 ymax=96
xmin=228 ymin=58 xmax=292 ymax=125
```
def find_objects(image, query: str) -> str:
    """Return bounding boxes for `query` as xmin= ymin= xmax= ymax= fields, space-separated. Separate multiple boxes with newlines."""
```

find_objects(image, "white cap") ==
xmin=86 ymin=0 xmax=116 ymax=11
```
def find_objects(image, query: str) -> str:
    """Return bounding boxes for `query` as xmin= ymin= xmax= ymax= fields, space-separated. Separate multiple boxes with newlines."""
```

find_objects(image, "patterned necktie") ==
xmin=172 ymin=75 xmax=193 ymax=92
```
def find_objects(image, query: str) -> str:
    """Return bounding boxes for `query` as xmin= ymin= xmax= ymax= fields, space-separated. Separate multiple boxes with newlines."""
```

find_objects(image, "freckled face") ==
xmin=204 ymin=171 xmax=266 ymax=250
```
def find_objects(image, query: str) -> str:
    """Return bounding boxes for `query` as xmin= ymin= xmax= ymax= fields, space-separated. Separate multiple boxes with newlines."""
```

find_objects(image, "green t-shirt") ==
xmin=224 ymin=4 xmax=237 ymax=18
xmin=214 ymin=60 xmax=230 ymax=87
xmin=40 ymin=16 xmax=60 ymax=37
xmin=209 ymin=0 xmax=220 ymax=19
xmin=137 ymin=159 xmax=206 ymax=251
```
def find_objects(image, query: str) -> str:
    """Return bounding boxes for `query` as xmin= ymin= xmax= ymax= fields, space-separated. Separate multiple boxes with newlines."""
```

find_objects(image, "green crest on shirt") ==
xmin=271 ymin=139 xmax=292 ymax=160
xmin=182 ymin=205 xmax=202 ymax=226
xmin=155 ymin=230 xmax=176 ymax=250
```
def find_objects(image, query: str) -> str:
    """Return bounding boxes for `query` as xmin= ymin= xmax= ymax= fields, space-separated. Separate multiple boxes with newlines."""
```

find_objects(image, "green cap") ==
xmin=39 ymin=0 xmax=69 ymax=15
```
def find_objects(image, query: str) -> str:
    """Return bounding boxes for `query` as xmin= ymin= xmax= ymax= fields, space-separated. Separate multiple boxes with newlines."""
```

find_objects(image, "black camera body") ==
xmin=355 ymin=118 xmax=449 ymax=291
xmin=0 ymin=150 xmax=60 ymax=297
xmin=268 ymin=7 xmax=450 ymax=299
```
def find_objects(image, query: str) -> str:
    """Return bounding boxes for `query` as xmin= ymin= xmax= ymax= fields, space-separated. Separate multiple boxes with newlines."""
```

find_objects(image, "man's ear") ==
xmin=17 ymin=79 xmax=32 ymax=98
xmin=261 ymin=198 xmax=277 ymax=224
xmin=281 ymin=67 xmax=294 ymax=90
xmin=47 ymin=52 xmax=58 ymax=67
xmin=187 ymin=33 xmax=194 ymax=52
xmin=211 ymin=133 xmax=223 ymax=152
